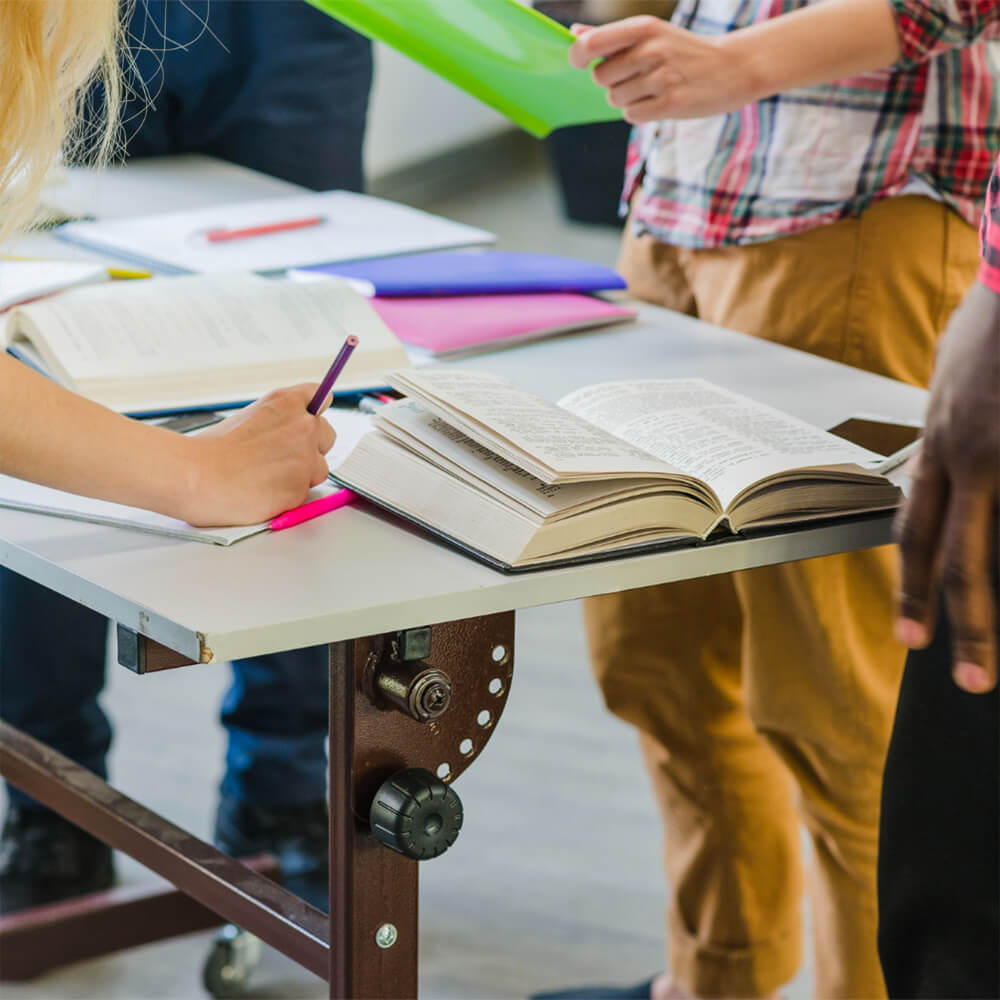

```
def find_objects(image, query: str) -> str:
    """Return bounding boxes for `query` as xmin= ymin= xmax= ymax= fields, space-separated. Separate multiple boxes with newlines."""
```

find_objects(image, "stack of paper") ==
xmin=293 ymin=250 xmax=635 ymax=358
xmin=56 ymin=192 xmax=495 ymax=274
xmin=372 ymin=293 xmax=635 ymax=358
xmin=292 ymin=251 xmax=628 ymax=297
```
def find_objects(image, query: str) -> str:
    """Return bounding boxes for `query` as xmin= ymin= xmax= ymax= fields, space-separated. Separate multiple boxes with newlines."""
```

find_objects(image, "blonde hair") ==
xmin=0 ymin=0 xmax=123 ymax=241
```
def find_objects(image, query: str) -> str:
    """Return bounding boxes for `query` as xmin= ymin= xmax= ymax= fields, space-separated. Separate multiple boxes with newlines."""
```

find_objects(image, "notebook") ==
xmin=371 ymin=293 xmax=636 ymax=358
xmin=4 ymin=274 xmax=409 ymax=415
xmin=0 ymin=259 xmax=109 ymax=312
xmin=305 ymin=0 xmax=622 ymax=137
xmin=56 ymin=192 xmax=495 ymax=275
xmin=0 ymin=409 xmax=373 ymax=545
xmin=291 ymin=251 xmax=628 ymax=297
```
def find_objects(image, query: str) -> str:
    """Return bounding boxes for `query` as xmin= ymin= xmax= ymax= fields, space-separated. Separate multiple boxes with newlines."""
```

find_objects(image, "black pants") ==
xmin=107 ymin=0 xmax=372 ymax=191
xmin=878 ymin=591 xmax=1000 ymax=998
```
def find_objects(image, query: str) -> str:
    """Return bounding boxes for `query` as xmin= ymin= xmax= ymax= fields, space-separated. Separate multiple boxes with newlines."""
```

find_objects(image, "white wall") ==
xmin=364 ymin=44 xmax=512 ymax=178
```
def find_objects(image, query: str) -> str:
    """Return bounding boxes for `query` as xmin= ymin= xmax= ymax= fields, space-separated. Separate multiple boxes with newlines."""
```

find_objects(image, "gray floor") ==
xmin=1 ymin=146 xmax=814 ymax=999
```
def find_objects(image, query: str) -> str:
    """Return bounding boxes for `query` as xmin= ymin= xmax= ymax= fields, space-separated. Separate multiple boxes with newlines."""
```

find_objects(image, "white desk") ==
xmin=0 ymin=303 xmax=922 ymax=664
xmin=4 ymin=156 xmax=924 ymax=661
xmin=0 ymin=157 xmax=925 ymax=997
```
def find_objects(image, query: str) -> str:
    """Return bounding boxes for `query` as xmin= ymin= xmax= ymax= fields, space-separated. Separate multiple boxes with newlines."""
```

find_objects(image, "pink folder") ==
xmin=370 ymin=292 xmax=635 ymax=358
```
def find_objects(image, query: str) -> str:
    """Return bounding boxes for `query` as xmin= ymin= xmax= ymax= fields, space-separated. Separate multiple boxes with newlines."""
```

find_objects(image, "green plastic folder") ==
xmin=304 ymin=0 xmax=623 ymax=138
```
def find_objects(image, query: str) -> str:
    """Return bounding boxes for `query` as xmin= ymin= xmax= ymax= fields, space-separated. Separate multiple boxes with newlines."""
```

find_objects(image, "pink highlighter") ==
xmin=270 ymin=487 xmax=358 ymax=532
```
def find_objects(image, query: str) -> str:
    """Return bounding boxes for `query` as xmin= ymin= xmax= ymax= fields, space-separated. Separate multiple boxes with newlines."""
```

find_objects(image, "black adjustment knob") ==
xmin=369 ymin=768 xmax=463 ymax=860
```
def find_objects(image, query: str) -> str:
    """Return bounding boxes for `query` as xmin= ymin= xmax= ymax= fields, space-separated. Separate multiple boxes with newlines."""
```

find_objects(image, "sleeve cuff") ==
xmin=888 ymin=0 xmax=950 ymax=66
xmin=978 ymin=260 xmax=1000 ymax=297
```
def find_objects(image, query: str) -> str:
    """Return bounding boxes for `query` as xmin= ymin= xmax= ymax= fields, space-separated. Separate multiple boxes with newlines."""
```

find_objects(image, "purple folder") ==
xmin=297 ymin=250 xmax=627 ymax=297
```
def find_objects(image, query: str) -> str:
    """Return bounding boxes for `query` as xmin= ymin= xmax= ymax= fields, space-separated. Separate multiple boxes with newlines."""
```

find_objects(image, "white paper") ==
xmin=370 ymin=399 xmax=630 ymax=517
xmin=391 ymin=369 xmax=671 ymax=481
xmin=57 ymin=192 xmax=494 ymax=274
xmin=561 ymin=379 xmax=882 ymax=508
xmin=0 ymin=473 xmax=278 ymax=545
xmin=324 ymin=408 xmax=373 ymax=470
xmin=0 ymin=260 xmax=108 ymax=313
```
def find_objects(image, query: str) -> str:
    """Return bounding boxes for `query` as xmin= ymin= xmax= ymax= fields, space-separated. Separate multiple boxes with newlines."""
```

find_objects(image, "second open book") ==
xmin=332 ymin=370 xmax=901 ymax=570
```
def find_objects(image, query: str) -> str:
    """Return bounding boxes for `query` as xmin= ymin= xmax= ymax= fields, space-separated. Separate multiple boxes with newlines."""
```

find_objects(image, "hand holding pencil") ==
xmin=173 ymin=335 xmax=358 ymax=527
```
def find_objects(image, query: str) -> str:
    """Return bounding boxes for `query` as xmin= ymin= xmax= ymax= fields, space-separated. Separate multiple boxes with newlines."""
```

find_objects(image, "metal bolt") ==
xmin=409 ymin=670 xmax=452 ymax=721
xmin=375 ymin=923 xmax=398 ymax=949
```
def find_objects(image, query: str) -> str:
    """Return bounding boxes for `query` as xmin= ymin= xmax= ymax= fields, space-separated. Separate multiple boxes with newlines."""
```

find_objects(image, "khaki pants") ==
xmin=585 ymin=196 xmax=979 ymax=998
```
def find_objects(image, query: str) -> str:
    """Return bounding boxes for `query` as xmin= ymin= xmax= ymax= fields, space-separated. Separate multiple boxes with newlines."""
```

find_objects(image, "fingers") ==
xmin=568 ymin=15 xmax=659 ymax=67
xmin=894 ymin=445 xmax=949 ymax=647
xmin=607 ymin=70 xmax=660 ymax=109
xmin=938 ymin=487 xmax=997 ymax=692
xmin=591 ymin=42 xmax=658 ymax=87
xmin=622 ymin=96 xmax=670 ymax=124
xmin=311 ymin=390 xmax=334 ymax=416
xmin=317 ymin=417 xmax=336 ymax=455
xmin=289 ymin=381 xmax=333 ymax=416
xmin=311 ymin=452 xmax=331 ymax=488
xmin=282 ymin=382 xmax=323 ymax=408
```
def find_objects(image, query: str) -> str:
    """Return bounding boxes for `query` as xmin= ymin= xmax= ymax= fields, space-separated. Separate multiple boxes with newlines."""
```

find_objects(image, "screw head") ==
xmin=374 ymin=923 xmax=398 ymax=949
xmin=409 ymin=670 xmax=452 ymax=721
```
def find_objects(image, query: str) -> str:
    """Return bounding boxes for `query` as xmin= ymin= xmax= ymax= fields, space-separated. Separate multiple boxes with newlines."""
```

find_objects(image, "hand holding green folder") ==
xmin=304 ymin=0 xmax=623 ymax=138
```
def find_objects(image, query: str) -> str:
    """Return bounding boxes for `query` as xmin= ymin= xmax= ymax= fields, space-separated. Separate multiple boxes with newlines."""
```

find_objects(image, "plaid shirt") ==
xmin=892 ymin=2 xmax=1000 ymax=294
xmin=625 ymin=0 xmax=1000 ymax=249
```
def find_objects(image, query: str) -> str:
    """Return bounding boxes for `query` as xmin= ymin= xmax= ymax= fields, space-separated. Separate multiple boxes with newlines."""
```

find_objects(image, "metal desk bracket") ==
xmin=1 ymin=610 xmax=516 ymax=999
xmin=116 ymin=624 xmax=199 ymax=674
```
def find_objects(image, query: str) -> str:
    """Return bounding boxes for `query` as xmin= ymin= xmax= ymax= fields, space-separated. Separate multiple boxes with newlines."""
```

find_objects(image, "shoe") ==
xmin=531 ymin=979 xmax=657 ymax=1000
xmin=0 ymin=805 xmax=115 ymax=914
xmin=214 ymin=797 xmax=329 ymax=912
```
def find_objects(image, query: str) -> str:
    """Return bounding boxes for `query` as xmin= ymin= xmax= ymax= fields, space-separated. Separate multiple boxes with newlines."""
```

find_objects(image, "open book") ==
xmin=3 ymin=273 xmax=410 ymax=415
xmin=331 ymin=370 xmax=902 ymax=570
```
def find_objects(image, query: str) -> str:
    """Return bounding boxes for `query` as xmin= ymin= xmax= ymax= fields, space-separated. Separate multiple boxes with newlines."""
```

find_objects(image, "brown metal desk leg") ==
xmin=330 ymin=637 xmax=419 ymax=1000
xmin=327 ymin=613 xmax=516 ymax=1000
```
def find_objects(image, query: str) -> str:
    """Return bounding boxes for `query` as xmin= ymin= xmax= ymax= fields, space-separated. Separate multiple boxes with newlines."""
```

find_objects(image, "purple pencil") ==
xmin=307 ymin=334 xmax=358 ymax=414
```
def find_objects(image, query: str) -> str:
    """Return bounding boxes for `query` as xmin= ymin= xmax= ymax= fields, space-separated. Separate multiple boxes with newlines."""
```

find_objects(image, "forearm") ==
xmin=725 ymin=0 xmax=902 ymax=103
xmin=0 ymin=355 xmax=193 ymax=515
xmin=724 ymin=0 xmax=1000 ymax=102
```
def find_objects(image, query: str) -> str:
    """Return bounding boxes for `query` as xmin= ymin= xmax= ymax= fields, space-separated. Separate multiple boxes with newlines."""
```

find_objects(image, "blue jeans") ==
xmin=2 ymin=0 xmax=371 ymax=811
xmin=0 ymin=571 xmax=331 ymax=807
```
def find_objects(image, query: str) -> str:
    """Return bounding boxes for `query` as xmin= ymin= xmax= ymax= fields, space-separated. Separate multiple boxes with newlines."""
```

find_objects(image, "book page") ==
xmin=560 ymin=379 xmax=882 ymax=508
xmin=369 ymin=398 xmax=667 ymax=518
xmin=10 ymin=273 xmax=406 ymax=382
xmin=389 ymin=369 xmax=678 ymax=482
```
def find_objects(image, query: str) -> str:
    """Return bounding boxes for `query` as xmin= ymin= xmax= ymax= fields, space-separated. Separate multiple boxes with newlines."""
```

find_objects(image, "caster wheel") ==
xmin=202 ymin=924 xmax=262 ymax=999
xmin=369 ymin=767 xmax=463 ymax=860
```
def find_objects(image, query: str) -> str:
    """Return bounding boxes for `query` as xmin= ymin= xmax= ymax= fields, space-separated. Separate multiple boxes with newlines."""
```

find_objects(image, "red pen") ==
xmin=204 ymin=216 xmax=324 ymax=243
